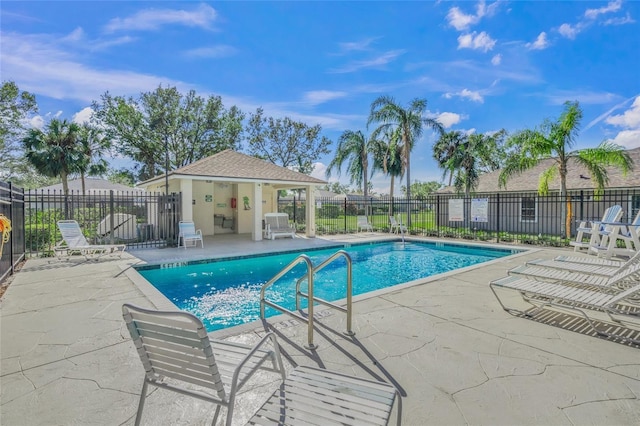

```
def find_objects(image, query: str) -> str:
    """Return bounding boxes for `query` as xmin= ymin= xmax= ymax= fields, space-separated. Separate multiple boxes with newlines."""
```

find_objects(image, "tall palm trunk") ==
xmin=61 ymin=171 xmax=69 ymax=196
xmin=560 ymin=167 xmax=569 ymax=239
xmin=388 ymin=175 xmax=395 ymax=217
xmin=81 ymin=172 xmax=87 ymax=195
xmin=403 ymin=133 xmax=411 ymax=227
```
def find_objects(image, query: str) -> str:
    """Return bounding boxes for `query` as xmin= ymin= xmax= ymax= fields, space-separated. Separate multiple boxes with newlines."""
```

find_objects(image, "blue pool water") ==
xmin=136 ymin=241 xmax=517 ymax=332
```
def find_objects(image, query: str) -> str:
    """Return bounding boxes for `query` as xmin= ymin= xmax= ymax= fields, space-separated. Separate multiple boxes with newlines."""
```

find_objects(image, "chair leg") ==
xmin=134 ymin=379 xmax=149 ymax=426
xmin=211 ymin=405 xmax=222 ymax=426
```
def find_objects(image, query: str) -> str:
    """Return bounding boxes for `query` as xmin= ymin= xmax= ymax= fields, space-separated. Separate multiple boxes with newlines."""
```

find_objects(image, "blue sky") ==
xmin=2 ymin=1 xmax=639 ymax=193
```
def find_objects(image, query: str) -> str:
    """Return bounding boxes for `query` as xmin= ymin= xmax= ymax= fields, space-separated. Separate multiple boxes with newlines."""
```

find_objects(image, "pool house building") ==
xmin=137 ymin=149 xmax=327 ymax=241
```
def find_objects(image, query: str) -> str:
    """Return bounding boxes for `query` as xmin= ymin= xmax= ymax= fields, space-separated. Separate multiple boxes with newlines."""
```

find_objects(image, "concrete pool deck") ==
xmin=1 ymin=234 xmax=639 ymax=425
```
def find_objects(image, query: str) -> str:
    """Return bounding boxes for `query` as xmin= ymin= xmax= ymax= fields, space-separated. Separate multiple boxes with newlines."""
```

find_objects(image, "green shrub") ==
xmin=318 ymin=205 xmax=340 ymax=219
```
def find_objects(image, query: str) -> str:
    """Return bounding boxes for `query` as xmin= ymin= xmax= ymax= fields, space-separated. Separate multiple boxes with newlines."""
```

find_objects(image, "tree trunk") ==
xmin=81 ymin=172 xmax=86 ymax=196
xmin=405 ymin=147 xmax=411 ymax=227
xmin=61 ymin=171 xmax=69 ymax=196
xmin=388 ymin=175 xmax=395 ymax=217
xmin=560 ymin=168 xmax=568 ymax=238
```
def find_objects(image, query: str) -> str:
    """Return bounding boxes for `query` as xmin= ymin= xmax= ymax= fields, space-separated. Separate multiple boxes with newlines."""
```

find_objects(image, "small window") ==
xmin=630 ymin=194 xmax=640 ymax=218
xmin=520 ymin=196 xmax=537 ymax=222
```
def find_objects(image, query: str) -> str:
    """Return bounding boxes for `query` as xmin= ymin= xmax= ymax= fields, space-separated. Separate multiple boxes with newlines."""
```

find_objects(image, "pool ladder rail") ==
xmin=259 ymin=250 xmax=354 ymax=350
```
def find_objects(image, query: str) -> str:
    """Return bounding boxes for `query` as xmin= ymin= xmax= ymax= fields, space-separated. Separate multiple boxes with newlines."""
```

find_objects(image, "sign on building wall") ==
xmin=471 ymin=198 xmax=489 ymax=222
xmin=449 ymin=199 xmax=464 ymax=222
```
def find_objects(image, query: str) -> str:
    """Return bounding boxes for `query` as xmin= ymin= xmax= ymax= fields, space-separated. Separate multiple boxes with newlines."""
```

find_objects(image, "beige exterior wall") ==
xmin=236 ymin=183 xmax=253 ymax=234
xmin=193 ymin=181 xmax=215 ymax=235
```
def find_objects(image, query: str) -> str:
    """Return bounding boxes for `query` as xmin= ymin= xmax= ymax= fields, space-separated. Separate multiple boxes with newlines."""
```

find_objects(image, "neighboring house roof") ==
xmin=32 ymin=178 xmax=144 ymax=193
xmin=139 ymin=149 xmax=326 ymax=186
xmin=333 ymin=193 xmax=380 ymax=202
xmin=280 ymin=189 xmax=339 ymax=201
xmin=438 ymin=147 xmax=640 ymax=194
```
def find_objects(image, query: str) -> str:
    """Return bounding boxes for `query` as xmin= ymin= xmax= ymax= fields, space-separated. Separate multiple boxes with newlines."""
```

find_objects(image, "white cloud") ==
xmin=29 ymin=116 xmax=45 ymax=129
xmin=184 ymin=45 xmax=237 ymax=58
xmin=606 ymin=96 xmax=640 ymax=128
xmin=446 ymin=1 xmax=499 ymax=31
xmin=608 ymin=130 xmax=640 ymax=149
xmin=103 ymin=3 xmax=218 ymax=33
xmin=330 ymin=49 xmax=406 ymax=73
xmin=310 ymin=162 xmax=328 ymax=180
xmin=491 ymin=54 xmax=502 ymax=65
xmin=338 ymin=38 xmax=378 ymax=52
xmin=585 ymin=0 xmax=622 ymax=20
xmin=72 ymin=107 xmax=94 ymax=124
xmin=303 ymin=90 xmax=347 ymax=106
xmin=526 ymin=32 xmax=549 ymax=50
xmin=558 ymin=23 xmax=580 ymax=39
xmin=604 ymin=13 xmax=636 ymax=26
xmin=457 ymin=31 xmax=496 ymax=52
xmin=434 ymin=112 xmax=465 ymax=128
xmin=1 ymin=32 xmax=193 ymax=103
xmin=444 ymin=89 xmax=484 ymax=103
xmin=604 ymin=96 xmax=640 ymax=149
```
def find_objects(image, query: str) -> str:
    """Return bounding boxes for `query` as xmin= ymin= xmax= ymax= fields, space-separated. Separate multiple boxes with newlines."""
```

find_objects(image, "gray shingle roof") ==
xmin=33 ymin=178 xmax=144 ymax=193
xmin=438 ymin=147 xmax=640 ymax=194
xmin=141 ymin=150 xmax=326 ymax=185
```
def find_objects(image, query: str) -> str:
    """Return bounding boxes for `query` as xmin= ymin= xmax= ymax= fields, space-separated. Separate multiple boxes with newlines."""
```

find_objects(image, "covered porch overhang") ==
xmin=139 ymin=173 xmax=322 ymax=242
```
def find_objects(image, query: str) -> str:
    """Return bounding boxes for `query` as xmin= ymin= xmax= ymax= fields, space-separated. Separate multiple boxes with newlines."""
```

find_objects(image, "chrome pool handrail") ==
xmin=259 ymin=254 xmax=317 ymax=349
xmin=295 ymin=250 xmax=354 ymax=337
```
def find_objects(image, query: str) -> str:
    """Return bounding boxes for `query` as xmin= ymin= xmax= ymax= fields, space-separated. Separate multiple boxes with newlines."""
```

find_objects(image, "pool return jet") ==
xmin=260 ymin=250 xmax=354 ymax=350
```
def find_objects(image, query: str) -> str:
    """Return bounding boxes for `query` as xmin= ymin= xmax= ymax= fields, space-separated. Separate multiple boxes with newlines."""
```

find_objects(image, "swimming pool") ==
xmin=136 ymin=241 xmax=518 ymax=332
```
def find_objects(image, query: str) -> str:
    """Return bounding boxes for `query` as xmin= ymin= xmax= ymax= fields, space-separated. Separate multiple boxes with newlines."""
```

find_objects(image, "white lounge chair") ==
xmin=55 ymin=220 xmax=126 ymax=260
xmin=264 ymin=213 xmax=295 ymax=240
xmin=589 ymin=210 xmax=640 ymax=259
xmin=489 ymin=276 xmax=640 ymax=345
xmin=122 ymin=304 xmax=286 ymax=426
xmin=569 ymin=205 xmax=623 ymax=252
xmin=553 ymin=255 xmax=625 ymax=268
xmin=508 ymin=250 xmax=640 ymax=291
xmin=177 ymin=221 xmax=203 ymax=248
xmin=248 ymin=365 xmax=402 ymax=426
xmin=357 ymin=215 xmax=374 ymax=232
xmin=389 ymin=216 xmax=407 ymax=235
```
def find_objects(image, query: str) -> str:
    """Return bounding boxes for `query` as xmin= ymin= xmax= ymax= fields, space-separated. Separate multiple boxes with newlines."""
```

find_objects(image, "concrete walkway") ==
xmin=1 ymin=236 xmax=639 ymax=425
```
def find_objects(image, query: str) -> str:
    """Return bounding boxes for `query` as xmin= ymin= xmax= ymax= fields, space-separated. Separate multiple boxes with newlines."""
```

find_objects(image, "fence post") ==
xmin=9 ymin=182 xmax=14 ymax=276
xmin=496 ymin=194 xmax=500 ymax=243
xmin=436 ymin=195 xmax=440 ymax=234
xmin=343 ymin=198 xmax=347 ymax=233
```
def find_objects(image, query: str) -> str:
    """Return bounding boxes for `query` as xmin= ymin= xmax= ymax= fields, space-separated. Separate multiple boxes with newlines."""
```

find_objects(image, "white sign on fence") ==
xmin=449 ymin=199 xmax=464 ymax=222
xmin=471 ymin=198 xmax=489 ymax=222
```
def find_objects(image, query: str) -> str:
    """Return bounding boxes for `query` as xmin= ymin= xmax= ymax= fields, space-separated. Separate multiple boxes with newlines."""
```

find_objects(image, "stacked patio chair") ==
xmin=389 ymin=216 xmax=407 ymax=235
xmin=588 ymin=210 xmax=640 ymax=259
xmin=507 ymin=250 xmax=640 ymax=291
xmin=489 ymin=275 xmax=640 ymax=345
xmin=569 ymin=205 xmax=623 ymax=253
xmin=357 ymin=215 xmax=374 ymax=232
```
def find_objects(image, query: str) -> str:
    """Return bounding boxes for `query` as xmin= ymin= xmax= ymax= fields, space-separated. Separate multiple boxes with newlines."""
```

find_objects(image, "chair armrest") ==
xmin=226 ymin=332 xmax=283 ymax=390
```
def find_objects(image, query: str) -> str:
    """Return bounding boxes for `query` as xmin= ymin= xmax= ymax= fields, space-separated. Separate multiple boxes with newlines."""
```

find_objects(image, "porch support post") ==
xmin=180 ymin=179 xmax=193 ymax=222
xmin=306 ymin=185 xmax=316 ymax=238
xmin=252 ymin=182 xmax=263 ymax=241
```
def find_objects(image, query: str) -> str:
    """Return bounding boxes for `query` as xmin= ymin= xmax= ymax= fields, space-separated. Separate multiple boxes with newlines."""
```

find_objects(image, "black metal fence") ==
xmin=1 ymin=181 xmax=25 ymax=283
xmin=24 ymin=189 xmax=182 ymax=257
xmin=279 ymin=188 xmax=640 ymax=246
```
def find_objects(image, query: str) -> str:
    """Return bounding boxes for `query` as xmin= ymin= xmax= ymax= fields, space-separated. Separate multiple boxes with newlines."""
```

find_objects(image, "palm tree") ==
xmin=499 ymin=101 xmax=633 ymax=238
xmin=433 ymin=130 xmax=464 ymax=186
xmin=326 ymin=130 xmax=371 ymax=197
xmin=22 ymin=118 xmax=83 ymax=195
xmin=77 ymin=124 xmax=112 ymax=195
xmin=370 ymin=128 xmax=403 ymax=216
xmin=450 ymin=132 xmax=508 ymax=196
xmin=368 ymin=96 xmax=444 ymax=225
